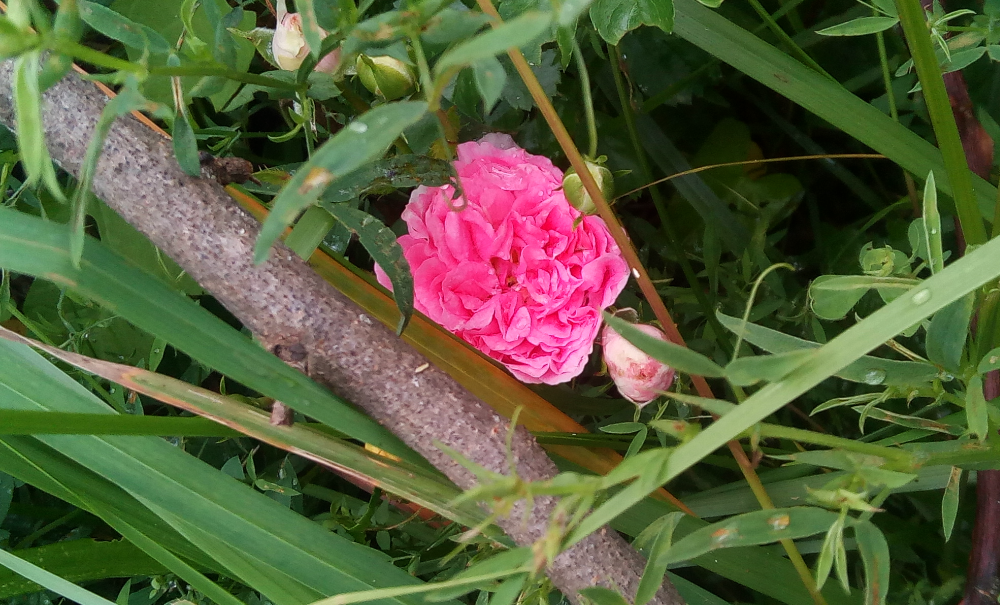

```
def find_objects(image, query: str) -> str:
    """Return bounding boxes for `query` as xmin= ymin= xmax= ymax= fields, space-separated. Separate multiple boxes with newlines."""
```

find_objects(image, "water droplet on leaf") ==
xmin=912 ymin=289 xmax=931 ymax=305
xmin=863 ymin=369 xmax=886 ymax=385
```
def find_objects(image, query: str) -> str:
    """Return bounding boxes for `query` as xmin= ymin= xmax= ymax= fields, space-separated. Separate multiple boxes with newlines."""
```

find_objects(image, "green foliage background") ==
xmin=1 ymin=0 xmax=1000 ymax=603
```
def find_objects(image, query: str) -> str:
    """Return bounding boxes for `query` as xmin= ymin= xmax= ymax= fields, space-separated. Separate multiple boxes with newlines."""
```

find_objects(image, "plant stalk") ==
xmin=895 ymin=0 xmax=987 ymax=245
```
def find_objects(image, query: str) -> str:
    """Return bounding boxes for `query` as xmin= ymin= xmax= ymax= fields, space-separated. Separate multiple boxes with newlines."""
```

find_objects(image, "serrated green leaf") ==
xmin=473 ymin=56 xmax=506 ymax=113
xmin=433 ymin=12 xmax=552 ymax=75
xmin=255 ymin=101 xmax=428 ymax=264
xmin=603 ymin=314 xmax=725 ymax=378
xmin=588 ymin=0 xmax=674 ymax=44
xmin=321 ymin=155 xmax=453 ymax=203
xmin=320 ymin=203 xmax=413 ymax=335
xmin=79 ymin=0 xmax=171 ymax=53
xmin=815 ymin=16 xmax=898 ymax=36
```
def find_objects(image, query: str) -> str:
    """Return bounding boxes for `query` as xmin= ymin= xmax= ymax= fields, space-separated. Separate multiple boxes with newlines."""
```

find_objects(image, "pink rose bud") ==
xmin=602 ymin=322 xmax=676 ymax=405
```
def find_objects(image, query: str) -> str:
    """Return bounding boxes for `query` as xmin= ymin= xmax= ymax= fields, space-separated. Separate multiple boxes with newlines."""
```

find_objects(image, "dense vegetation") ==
xmin=0 ymin=0 xmax=999 ymax=604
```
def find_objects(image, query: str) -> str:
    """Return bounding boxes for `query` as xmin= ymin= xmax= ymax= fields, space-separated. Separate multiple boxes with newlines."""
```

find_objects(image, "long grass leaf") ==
xmin=671 ymin=0 xmax=997 ymax=217
xmin=0 ymin=207 xmax=418 ymax=464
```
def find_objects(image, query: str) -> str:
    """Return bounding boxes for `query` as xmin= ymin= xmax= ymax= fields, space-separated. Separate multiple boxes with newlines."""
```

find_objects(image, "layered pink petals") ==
xmin=376 ymin=135 xmax=629 ymax=384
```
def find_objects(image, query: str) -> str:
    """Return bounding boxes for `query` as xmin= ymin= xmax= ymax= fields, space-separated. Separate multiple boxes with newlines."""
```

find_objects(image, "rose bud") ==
xmin=563 ymin=157 xmax=614 ymax=215
xmin=602 ymin=322 xmax=676 ymax=405
xmin=356 ymin=54 xmax=417 ymax=101
xmin=272 ymin=0 xmax=340 ymax=73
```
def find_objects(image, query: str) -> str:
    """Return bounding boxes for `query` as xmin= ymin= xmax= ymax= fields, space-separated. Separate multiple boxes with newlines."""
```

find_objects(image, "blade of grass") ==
xmin=0 ymin=548 xmax=117 ymax=605
xmin=0 ymin=325 xmax=486 ymax=528
xmin=0 ymin=339 xmax=460 ymax=605
xmin=668 ymin=227 xmax=1000 ymax=485
xmin=0 ymin=540 xmax=169 ymax=599
xmin=670 ymin=0 xmax=997 ymax=220
xmin=0 ymin=411 xmax=238 ymax=436
xmin=0 ymin=207 xmax=419 ymax=465
xmin=894 ymin=0 xmax=985 ymax=245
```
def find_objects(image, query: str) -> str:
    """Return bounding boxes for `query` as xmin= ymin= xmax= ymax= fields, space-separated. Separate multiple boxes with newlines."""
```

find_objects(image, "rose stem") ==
xmin=472 ymin=3 xmax=825 ymax=603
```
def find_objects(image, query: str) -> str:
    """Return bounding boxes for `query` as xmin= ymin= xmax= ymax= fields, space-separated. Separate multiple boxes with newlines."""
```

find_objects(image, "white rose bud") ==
xmin=272 ymin=0 xmax=339 ymax=73
xmin=602 ymin=322 xmax=676 ymax=405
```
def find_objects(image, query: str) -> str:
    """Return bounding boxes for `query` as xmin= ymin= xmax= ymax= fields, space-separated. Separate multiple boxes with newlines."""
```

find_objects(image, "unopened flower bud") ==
xmin=602 ymin=322 xmax=675 ymax=405
xmin=272 ymin=11 xmax=310 ymax=70
xmin=356 ymin=54 xmax=417 ymax=100
xmin=272 ymin=0 xmax=339 ymax=73
xmin=563 ymin=157 xmax=614 ymax=215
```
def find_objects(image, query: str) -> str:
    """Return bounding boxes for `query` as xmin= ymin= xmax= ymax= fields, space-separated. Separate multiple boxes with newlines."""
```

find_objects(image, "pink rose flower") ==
xmin=376 ymin=134 xmax=629 ymax=384
xmin=601 ymin=323 xmax=676 ymax=405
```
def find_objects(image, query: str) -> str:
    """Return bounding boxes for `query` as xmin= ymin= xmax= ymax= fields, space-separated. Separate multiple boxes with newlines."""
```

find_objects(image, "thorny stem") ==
xmin=607 ymin=44 xmax=825 ymax=605
xmin=572 ymin=40 xmax=598 ymax=159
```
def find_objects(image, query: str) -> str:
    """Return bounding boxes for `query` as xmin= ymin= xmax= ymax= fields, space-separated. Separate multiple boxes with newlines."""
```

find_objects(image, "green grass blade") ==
xmin=666 ymin=229 xmax=1000 ymax=486
xmin=0 ymin=207 xmax=419 ymax=464
xmin=671 ymin=0 xmax=997 ymax=219
xmin=0 ymin=325 xmax=481 ymax=526
xmin=895 ymin=0 xmax=985 ymax=245
xmin=0 ymin=411 xmax=238 ymax=436
xmin=0 ymin=548 xmax=116 ymax=605
xmin=0 ymin=540 xmax=167 ymax=599
xmin=0 ymin=340 xmax=458 ymax=605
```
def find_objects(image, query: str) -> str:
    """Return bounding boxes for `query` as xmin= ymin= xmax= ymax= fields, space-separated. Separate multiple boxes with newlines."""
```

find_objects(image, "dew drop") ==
xmin=348 ymin=121 xmax=368 ymax=133
xmin=153 ymin=349 xmax=161 ymax=354
xmin=109 ymin=387 xmax=116 ymax=394
xmin=863 ymin=368 xmax=886 ymax=385
xmin=930 ymin=228 xmax=938 ymax=235
xmin=911 ymin=289 xmax=931 ymax=305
